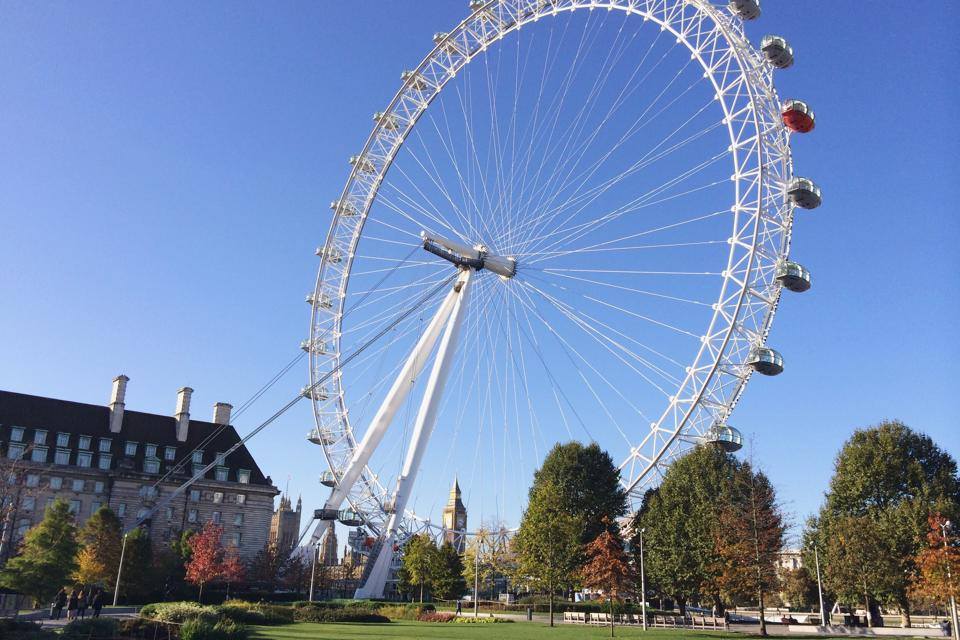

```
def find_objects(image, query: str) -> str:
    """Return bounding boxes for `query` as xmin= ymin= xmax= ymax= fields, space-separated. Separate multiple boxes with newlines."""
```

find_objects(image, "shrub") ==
xmin=118 ymin=618 xmax=177 ymax=639
xmin=0 ymin=619 xmax=58 ymax=640
xmin=293 ymin=607 xmax=389 ymax=623
xmin=180 ymin=619 xmax=249 ymax=640
xmin=61 ymin=618 xmax=120 ymax=639
xmin=378 ymin=603 xmax=434 ymax=620
xmin=453 ymin=616 xmax=512 ymax=624
xmin=417 ymin=612 xmax=456 ymax=623
xmin=141 ymin=601 xmax=220 ymax=624
xmin=217 ymin=600 xmax=293 ymax=625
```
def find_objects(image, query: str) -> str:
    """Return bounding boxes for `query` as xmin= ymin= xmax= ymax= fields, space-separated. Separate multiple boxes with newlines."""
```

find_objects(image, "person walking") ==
xmin=91 ymin=589 xmax=103 ymax=618
xmin=51 ymin=587 xmax=67 ymax=620
xmin=456 ymin=599 xmax=462 ymax=615
xmin=66 ymin=588 xmax=79 ymax=620
xmin=77 ymin=589 xmax=88 ymax=620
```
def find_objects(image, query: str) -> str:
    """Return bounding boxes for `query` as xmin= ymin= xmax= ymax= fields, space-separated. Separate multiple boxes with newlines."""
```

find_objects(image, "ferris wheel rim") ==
xmin=307 ymin=0 xmax=794 ymax=537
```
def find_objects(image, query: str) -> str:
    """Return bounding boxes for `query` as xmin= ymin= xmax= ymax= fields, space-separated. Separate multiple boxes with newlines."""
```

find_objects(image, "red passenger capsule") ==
xmin=782 ymin=99 xmax=815 ymax=133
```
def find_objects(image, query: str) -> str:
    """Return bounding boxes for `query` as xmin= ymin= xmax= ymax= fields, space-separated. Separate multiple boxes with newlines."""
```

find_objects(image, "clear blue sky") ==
xmin=1 ymin=1 xmax=957 ymax=544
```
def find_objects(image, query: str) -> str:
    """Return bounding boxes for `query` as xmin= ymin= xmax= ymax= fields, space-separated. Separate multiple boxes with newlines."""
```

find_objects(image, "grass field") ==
xmin=252 ymin=621 xmax=751 ymax=640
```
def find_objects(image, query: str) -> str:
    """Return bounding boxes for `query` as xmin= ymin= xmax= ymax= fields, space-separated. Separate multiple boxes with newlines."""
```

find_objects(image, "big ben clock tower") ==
xmin=441 ymin=477 xmax=467 ymax=552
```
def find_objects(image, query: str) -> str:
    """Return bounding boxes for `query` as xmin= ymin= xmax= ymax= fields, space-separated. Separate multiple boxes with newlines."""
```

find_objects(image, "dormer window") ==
xmin=145 ymin=444 xmax=157 ymax=459
xmin=125 ymin=441 xmax=138 ymax=456
xmin=215 ymin=467 xmax=228 ymax=482
xmin=237 ymin=469 xmax=250 ymax=484
xmin=98 ymin=438 xmax=111 ymax=453
xmin=10 ymin=427 xmax=24 ymax=442
xmin=192 ymin=450 xmax=203 ymax=464
xmin=164 ymin=446 xmax=176 ymax=461
xmin=34 ymin=430 xmax=48 ymax=445
xmin=57 ymin=433 xmax=70 ymax=447
xmin=78 ymin=436 xmax=92 ymax=450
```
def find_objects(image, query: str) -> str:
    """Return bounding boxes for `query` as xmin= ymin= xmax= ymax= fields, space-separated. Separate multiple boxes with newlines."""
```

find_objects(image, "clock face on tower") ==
xmin=456 ymin=516 xmax=465 ymax=528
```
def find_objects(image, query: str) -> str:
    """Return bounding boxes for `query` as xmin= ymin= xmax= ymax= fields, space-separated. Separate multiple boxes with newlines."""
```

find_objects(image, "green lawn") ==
xmin=252 ymin=622 xmax=747 ymax=640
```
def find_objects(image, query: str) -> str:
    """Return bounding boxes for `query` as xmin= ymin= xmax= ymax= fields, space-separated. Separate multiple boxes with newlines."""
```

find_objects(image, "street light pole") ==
xmin=939 ymin=520 xmax=959 ymax=640
xmin=814 ymin=546 xmax=827 ymax=628
xmin=474 ymin=533 xmax=481 ymax=619
xmin=309 ymin=543 xmax=319 ymax=603
xmin=639 ymin=528 xmax=648 ymax=631
xmin=113 ymin=532 xmax=129 ymax=606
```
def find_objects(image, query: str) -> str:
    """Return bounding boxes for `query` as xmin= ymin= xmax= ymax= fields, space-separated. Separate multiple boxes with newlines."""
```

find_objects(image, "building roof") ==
xmin=0 ymin=389 xmax=273 ymax=487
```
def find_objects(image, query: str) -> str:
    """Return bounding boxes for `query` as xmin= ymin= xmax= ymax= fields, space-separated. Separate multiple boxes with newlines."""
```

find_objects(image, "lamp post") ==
xmin=113 ymin=532 xmax=129 ymax=606
xmin=939 ymin=520 xmax=959 ymax=640
xmin=309 ymin=542 xmax=319 ymax=603
xmin=639 ymin=528 xmax=647 ymax=631
xmin=814 ymin=546 xmax=827 ymax=628
xmin=474 ymin=531 xmax=482 ymax=618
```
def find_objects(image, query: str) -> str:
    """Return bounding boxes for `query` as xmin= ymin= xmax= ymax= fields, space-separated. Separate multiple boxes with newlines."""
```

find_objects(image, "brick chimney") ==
xmin=175 ymin=387 xmax=193 ymax=442
xmin=212 ymin=402 xmax=232 ymax=425
xmin=109 ymin=375 xmax=129 ymax=433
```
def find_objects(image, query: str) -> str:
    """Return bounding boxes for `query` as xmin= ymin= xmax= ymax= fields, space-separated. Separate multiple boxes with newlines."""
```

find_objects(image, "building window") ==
xmin=7 ymin=443 xmax=26 ymax=460
xmin=117 ymin=503 xmax=126 ymax=517
xmin=165 ymin=506 xmax=174 ymax=520
xmin=31 ymin=446 xmax=48 ymax=463
xmin=237 ymin=469 xmax=250 ymax=484
xmin=213 ymin=492 xmax=223 ymax=504
xmin=192 ymin=464 xmax=205 ymax=477
xmin=192 ymin=450 xmax=203 ymax=464
xmin=94 ymin=481 xmax=104 ymax=494
xmin=91 ymin=501 xmax=103 ymax=514
xmin=49 ymin=476 xmax=63 ymax=490
xmin=34 ymin=429 xmax=48 ymax=445
xmin=69 ymin=500 xmax=81 ymax=514
xmin=15 ymin=519 xmax=31 ymax=539
xmin=187 ymin=509 xmax=197 ymax=523
xmin=98 ymin=438 xmax=111 ymax=453
xmin=229 ymin=532 xmax=242 ymax=547
xmin=233 ymin=513 xmax=243 ymax=526
xmin=55 ymin=449 xmax=70 ymax=465
xmin=164 ymin=446 xmax=176 ymax=461
xmin=26 ymin=474 xmax=39 ymax=487
xmin=236 ymin=494 xmax=246 ymax=505
xmin=45 ymin=497 xmax=54 ymax=511
xmin=57 ymin=433 xmax=70 ymax=447
xmin=98 ymin=454 xmax=112 ymax=471
xmin=124 ymin=441 xmax=137 ymax=456
xmin=139 ymin=485 xmax=157 ymax=499
xmin=21 ymin=496 xmax=36 ymax=511
xmin=77 ymin=452 xmax=92 ymax=468
xmin=71 ymin=479 xmax=84 ymax=492
xmin=215 ymin=467 xmax=229 ymax=482
xmin=215 ymin=452 xmax=226 ymax=466
xmin=10 ymin=427 xmax=24 ymax=442
xmin=211 ymin=511 xmax=221 ymax=524
xmin=78 ymin=436 xmax=92 ymax=450
xmin=189 ymin=489 xmax=200 ymax=502
xmin=144 ymin=460 xmax=160 ymax=474
xmin=145 ymin=444 xmax=157 ymax=459
xmin=136 ymin=508 xmax=149 ymax=520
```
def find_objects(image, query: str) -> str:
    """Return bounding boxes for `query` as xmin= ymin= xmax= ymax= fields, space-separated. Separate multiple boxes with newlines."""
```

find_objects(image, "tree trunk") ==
xmin=758 ymin=587 xmax=768 ymax=637
xmin=420 ymin=581 xmax=424 ymax=604
xmin=610 ymin=597 xmax=615 ymax=637
xmin=198 ymin=582 xmax=204 ymax=604
xmin=549 ymin=580 xmax=554 ymax=627
xmin=898 ymin=598 xmax=911 ymax=628
xmin=677 ymin=597 xmax=687 ymax=617
xmin=863 ymin=579 xmax=872 ymax=628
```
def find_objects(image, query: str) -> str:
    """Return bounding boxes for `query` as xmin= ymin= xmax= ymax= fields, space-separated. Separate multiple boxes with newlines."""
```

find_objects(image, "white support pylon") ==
xmin=321 ymin=283 xmax=461 ymax=514
xmin=354 ymin=268 xmax=473 ymax=598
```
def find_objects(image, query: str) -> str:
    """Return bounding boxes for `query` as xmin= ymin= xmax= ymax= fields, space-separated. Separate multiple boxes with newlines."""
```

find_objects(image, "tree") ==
xmin=0 ymin=444 xmax=40 ymax=564
xmin=185 ymin=522 xmax=226 ymax=602
xmin=807 ymin=421 xmax=959 ymax=627
xmin=432 ymin=542 xmax=466 ymax=600
xmin=512 ymin=479 xmax=582 ymax=626
xmin=154 ymin=529 xmax=194 ymax=600
xmin=247 ymin=542 xmax=288 ymax=591
xmin=632 ymin=444 xmax=740 ymax=615
xmin=780 ymin=568 xmax=819 ymax=610
xmin=910 ymin=513 xmax=960 ymax=605
xmin=0 ymin=498 xmax=78 ymax=605
xmin=401 ymin=534 xmax=438 ymax=603
xmin=221 ymin=545 xmax=245 ymax=598
xmin=533 ymin=442 xmax=627 ymax=546
xmin=74 ymin=506 xmax=123 ymax=589
xmin=715 ymin=465 xmax=785 ymax=636
xmin=582 ymin=523 xmax=634 ymax=637
xmin=121 ymin=527 xmax=155 ymax=603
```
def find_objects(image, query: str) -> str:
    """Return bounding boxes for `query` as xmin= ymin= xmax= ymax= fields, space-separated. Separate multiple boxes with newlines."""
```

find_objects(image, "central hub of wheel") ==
xmin=420 ymin=230 xmax=517 ymax=279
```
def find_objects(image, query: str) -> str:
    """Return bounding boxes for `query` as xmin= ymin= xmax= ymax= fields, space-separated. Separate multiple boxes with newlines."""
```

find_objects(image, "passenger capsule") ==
xmin=705 ymin=423 xmax=743 ymax=453
xmin=787 ymin=177 xmax=822 ymax=209
xmin=383 ymin=498 xmax=396 ymax=514
xmin=729 ymin=0 xmax=760 ymax=20
xmin=315 ymin=245 xmax=343 ymax=263
xmin=314 ymin=508 xmax=339 ymax=521
xmin=469 ymin=0 xmax=486 ymax=10
xmin=401 ymin=70 xmax=428 ymax=92
xmin=373 ymin=111 xmax=399 ymax=131
xmin=433 ymin=32 xmax=448 ymax=45
xmin=339 ymin=509 xmax=363 ymax=527
xmin=302 ymin=386 xmax=331 ymax=402
xmin=320 ymin=470 xmax=337 ymax=488
xmin=305 ymin=292 xmax=333 ymax=309
xmin=761 ymin=35 xmax=793 ymax=69
xmin=747 ymin=346 xmax=784 ymax=376
xmin=349 ymin=155 xmax=376 ymax=173
xmin=300 ymin=338 xmax=330 ymax=354
xmin=775 ymin=261 xmax=812 ymax=293
xmin=781 ymin=99 xmax=815 ymax=133
xmin=330 ymin=199 xmax=358 ymax=217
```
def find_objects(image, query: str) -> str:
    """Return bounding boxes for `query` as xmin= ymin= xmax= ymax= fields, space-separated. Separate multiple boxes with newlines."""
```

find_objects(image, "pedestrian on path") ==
xmin=51 ymin=587 xmax=67 ymax=620
xmin=77 ymin=589 xmax=88 ymax=619
xmin=91 ymin=589 xmax=103 ymax=618
xmin=456 ymin=600 xmax=462 ymax=615
xmin=66 ymin=588 xmax=79 ymax=620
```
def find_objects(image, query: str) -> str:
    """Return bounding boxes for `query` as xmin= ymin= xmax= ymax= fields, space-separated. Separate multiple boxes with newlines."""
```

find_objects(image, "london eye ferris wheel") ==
xmin=302 ymin=0 xmax=820 ymax=597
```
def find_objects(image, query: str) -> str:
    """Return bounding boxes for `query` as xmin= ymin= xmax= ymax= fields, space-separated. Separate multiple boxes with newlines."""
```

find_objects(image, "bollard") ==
xmin=527 ymin=607 xmax=533 ymax=621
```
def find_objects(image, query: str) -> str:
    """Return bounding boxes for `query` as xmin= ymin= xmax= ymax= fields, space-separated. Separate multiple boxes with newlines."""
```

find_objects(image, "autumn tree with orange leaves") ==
xmin=582 ymin=522 xmax=635 ymax=637
xmin=911 ymin=513 xmax=959 ymax=605
xmin=185 ymin=522 xmax=230 ymax=602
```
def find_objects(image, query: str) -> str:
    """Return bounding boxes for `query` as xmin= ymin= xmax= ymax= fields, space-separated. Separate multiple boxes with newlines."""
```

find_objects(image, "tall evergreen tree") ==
xmin=512 ymin=479 xmax=582 ymax=626
xmin=0 ymin=499 xmax=78 ymax=605
xmin=806 ymin=420 xmax=960 ymax=627
xmin=534 ymin=442 xmax=627 ymax=544
xmin=432 ymin=542 xmax=467 ymax=600
xmin=401 ymin=534 xmax=438 ymax=603
xmin=74 ymin=506 xmax=122 ymax=589
xmin=120 ymin=527 xmax=155 ymax=603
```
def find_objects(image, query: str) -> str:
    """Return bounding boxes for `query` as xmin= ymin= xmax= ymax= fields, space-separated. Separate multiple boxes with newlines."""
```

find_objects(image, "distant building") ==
xmin=777 ymin=549 xmax=803 ymax=571
xmin=441 ymin=477 xmax=467 ymax=552
xmin=318 ymin=520 xmax=338 ymax=566
xmin=269 ymin=491 xmax=302 ymax=556
xmin=0 ymin=377 xmax=278 ymax=562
